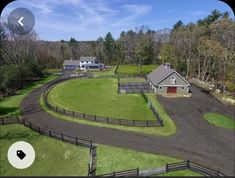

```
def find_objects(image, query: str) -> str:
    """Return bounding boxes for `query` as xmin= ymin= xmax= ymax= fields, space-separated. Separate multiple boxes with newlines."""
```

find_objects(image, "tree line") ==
xmin=0 ymin=9 xmax=234 ymax=94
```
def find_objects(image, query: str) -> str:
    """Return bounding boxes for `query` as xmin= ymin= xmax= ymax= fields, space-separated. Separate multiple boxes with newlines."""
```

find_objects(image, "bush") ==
xmin=0 ymin=65 xmax=20 ymax=92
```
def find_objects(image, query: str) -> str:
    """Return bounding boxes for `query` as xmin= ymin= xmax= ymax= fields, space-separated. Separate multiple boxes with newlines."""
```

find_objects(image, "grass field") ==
xmin=48 ymin=78 xmax=155 ymax=121
xmin=0 ymin=75 xmax=58 ymax=118
xmin=204 ymin=113 xmax=235 ymax=130
xmin=117 ymin=64 xmax=157 ymax=74
xmin=119 ymin=77 xmax=146 ymax=83
xmin=42 ymin=93 xmax=176 ymax=137
xmin=96 ymin=145 xmax=201 ymax=176
xmin=0 ymin=124 xmax=89 ymax=176
xmin=90 ymin=66 xmax=116 ymax=76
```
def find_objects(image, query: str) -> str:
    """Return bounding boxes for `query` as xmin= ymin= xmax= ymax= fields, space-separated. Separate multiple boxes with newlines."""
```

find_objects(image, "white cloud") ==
xmin=190 ymin=10 xmax=207 ymax=16
xmin=122 ymin=4 xmax=152 ymax=15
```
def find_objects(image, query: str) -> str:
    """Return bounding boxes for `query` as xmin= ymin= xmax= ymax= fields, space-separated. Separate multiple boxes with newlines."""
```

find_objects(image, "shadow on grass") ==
xmin=0 ymin=130 xmax=36 ymax=139
xmin=0 ymin=107 xmax=18 ymax=116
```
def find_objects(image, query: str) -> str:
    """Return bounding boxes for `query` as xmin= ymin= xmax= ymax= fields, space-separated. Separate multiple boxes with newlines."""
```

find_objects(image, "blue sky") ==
xmin=0 ymin=0 xmax=234 ymax=41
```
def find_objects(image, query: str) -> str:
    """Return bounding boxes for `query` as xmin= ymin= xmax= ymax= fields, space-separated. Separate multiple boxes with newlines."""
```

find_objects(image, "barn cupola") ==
xmin=163 ymin=62 xmax=171 ymax=68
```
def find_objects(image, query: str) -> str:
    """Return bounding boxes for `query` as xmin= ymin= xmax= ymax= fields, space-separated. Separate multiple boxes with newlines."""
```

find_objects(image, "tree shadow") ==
xmin=0 ymin=106 xmax=18 ymax=116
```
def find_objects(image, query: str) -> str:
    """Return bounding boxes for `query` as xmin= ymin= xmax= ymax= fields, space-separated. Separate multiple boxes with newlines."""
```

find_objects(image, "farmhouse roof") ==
xmin=79 ymin=56 xmax=96 ymax=62
xmin=147 ymin=63 xmax=190 ymax=86
xmin=63 ymin=60 xmax=80 ymax=66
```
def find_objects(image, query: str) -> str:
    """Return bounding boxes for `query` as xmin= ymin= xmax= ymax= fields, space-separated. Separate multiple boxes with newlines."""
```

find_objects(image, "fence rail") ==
xmin=98 ymin=168 xmax=139 ymax=177
xmin=166 ymin=160 xmax=224 ymax=177
xmin=0 ymin=117 xmax=97 ymax=176
xmin=43 ymin=76 xmax=163 ymax=127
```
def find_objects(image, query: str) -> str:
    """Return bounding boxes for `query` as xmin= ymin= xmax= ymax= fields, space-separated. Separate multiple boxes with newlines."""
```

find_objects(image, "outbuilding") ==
xmin=147 ymin=63 xmax=190 ymax=94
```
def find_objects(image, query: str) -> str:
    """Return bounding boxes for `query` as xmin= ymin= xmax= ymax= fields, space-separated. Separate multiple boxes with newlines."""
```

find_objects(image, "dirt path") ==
xmin=21 ymin=78 xmax=235 ymax=176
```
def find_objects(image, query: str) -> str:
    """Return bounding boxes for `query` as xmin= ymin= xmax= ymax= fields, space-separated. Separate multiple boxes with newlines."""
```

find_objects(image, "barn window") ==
xmin=170 ymin=76 xmax=176 ymax=84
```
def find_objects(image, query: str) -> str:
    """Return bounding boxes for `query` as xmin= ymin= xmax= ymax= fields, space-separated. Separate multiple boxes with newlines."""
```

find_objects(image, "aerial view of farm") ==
xmin=0 ymin=0 xmax=234 ymax=177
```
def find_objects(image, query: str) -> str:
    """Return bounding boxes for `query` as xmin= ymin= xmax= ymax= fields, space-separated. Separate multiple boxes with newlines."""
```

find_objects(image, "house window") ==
xmin=159 ymin=86 xmax=162 ymax=89
xmin=182 ymin=87 xmax=184 ymax=89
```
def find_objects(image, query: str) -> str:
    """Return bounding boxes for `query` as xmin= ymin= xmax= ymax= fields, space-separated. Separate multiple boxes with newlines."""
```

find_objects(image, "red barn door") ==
xmin=167 ymin=87 xmax=177 ymax=93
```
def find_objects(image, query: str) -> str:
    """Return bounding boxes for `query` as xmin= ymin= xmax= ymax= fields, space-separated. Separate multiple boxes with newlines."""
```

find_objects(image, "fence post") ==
xmin=63 ymin=109 xmax=65 ymax=114
xmin=133 ymin=120 xmax=135 ymax=126
xmin=61 ymin=134 xmax=64 ymax=141
xmin=217 ymin=170 xmax=220 ymax=176
xmin=106 ymin=116 xmax=109 ymax=123
xmin=38 ymin=127 xmax=41 ymax=134
xmin=76 ymin=138 xmax=78 ymax=145
xmin=29 ymin=122 xmax=32 ymax=129
xmin=88 ymin=164 xmax=90 ymax=176
xmin=94 ymin=115 xmax=96 ymax=121
xmin=146 ymin=120 xmax=149 ymax=127
xmin=17 ymin=116 xmax=19 ymax=123
xmin=23 ymin=119 xmax=25 ymax=126
xmin=187 ymin=160 xmax=190 ymax=168
xmin=72 ymin=111 xmax=74 ymax=117
xmin=56 ymin=107 xmax=58 ymax=112
xmin=113 ymin=172 xmax=115 ymax=176
xmin=83 ymin=113 xmax=85 ymax=119
xmin=137 ymin=167 xmax=139 ymax=176
xmin=49 ymin=130 xmax=52 ymax=137
xmin=119 ymin=119 xmax=121 ymax=125
xmin=1 ymin=119 xmax=4 ymax=125
xmin=166 ymin=163 xmax=168 ymax=172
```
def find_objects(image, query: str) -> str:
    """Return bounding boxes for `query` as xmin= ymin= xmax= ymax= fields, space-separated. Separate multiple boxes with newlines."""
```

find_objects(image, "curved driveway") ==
xmin=21 ymin=78 xmax=235 ymax=175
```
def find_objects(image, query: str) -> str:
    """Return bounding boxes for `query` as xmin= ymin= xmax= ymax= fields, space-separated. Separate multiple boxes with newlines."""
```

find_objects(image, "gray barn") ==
xmin=147 ymin=63 xmax=190 ymax=94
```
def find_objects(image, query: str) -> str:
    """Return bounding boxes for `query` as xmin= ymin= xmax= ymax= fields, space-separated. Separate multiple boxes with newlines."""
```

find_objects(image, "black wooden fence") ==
xmin=98 ymin=168 xmax=139 ymax=177
xmin=166 ymin=160 xmax=224 ymax=177
xmin=141 ymin=91 xmax=164 ymax=126
xmin=98 ymin=160 xmax=225 ymax=177
xmin=0 ymin=117 xmax=97 ymax=176
xmin=43 ymin=76 xmax=163 ymax=127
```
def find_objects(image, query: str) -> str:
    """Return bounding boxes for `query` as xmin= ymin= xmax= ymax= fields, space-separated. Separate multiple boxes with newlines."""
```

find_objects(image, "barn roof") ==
xmin=147 ymin=64 xmax=190 ymax=86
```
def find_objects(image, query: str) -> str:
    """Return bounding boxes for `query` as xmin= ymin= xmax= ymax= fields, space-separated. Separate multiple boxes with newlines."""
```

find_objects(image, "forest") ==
xmin=0 ymin=10 xmax=234 ymax=94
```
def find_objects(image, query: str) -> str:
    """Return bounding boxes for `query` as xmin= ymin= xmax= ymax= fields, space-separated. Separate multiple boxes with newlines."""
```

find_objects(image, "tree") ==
xmin=173 ymin=20 xmax=184 ymax=30
xmin=103 ymin=32 xmax=116 ymax=64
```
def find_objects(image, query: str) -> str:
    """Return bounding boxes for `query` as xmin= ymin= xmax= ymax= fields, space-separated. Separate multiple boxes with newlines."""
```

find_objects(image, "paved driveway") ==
xmin=21 ymin=81 xmax=235 ymax=175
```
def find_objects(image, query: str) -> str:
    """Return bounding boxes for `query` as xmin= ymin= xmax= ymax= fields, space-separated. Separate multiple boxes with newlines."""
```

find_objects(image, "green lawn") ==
xmin=117 ymin=64 xmax=157 ymax=74
xmin=119 ymin=77 xmax=146 ymax=83
xmin=204 ymin=113 xmax=235 ymax=130
xmin=0 ymin=124 xmax=89 ymax=176
xmin=0 ymin=75 xmax=58 ymax=118
xmin=97 ymin=145 xmax=201 ymax=176
xmin=42 ymin=92 xmax=176 ymax=137
xmin=48 ymin=78 xmax=155 ymax=121
xmin=90 ymin=66 xmax=116 ymax=76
